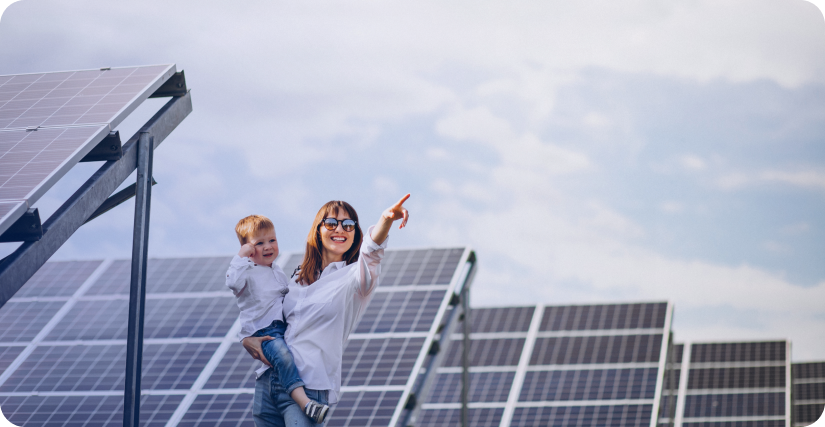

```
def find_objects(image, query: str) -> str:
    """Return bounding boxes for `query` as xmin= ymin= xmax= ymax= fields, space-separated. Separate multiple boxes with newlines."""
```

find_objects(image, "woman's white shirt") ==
xmin=274 ymin=226 xmax=385 ymax=405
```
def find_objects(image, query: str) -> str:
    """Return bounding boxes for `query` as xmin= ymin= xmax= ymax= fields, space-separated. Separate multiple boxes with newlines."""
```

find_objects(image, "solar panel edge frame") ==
xmin=786 ymin=340 xmax=793 ymax=427
xmin=650 ymin=301 xmax=674 ymax=427
xmin=0 ymin=64 xmax=178 ymax=236
xmin=388 ymin=246 xmax=476 ymax=427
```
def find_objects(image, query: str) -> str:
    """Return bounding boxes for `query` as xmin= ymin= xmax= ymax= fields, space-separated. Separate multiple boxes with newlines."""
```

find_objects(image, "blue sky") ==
xmin=1 ymin=0 xmax=824 ymax=360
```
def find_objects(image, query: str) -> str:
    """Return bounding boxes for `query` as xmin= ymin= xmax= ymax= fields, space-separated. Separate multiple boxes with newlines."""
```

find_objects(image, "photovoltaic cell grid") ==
xmin=0 ymin=65 xmax=176 ymax=235
xmin=0 ymin=248 xmax=470 ymax=427
xmin=674 ymin=341 xmax=790 ymax=427
xmin=420 ymin=302 xmax=672 ymax=427
xmin=792 ymin=362 xmax=825 ymax=427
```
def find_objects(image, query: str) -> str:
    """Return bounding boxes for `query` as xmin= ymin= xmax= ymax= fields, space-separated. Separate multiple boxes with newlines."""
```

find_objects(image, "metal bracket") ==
xmin=84 ymin=177 xmax=157 ymax=224
xmin=428 ymin=341 xmax=440 ymax=355
xmin=0 ymin=208 xmax=42 ymax=243
xmin=80 ymin=131 xmax=122 ymax=162
xmin=150 ymin=71 xmax=187 ymax=98
xmin=404 ymin=393 xmax=417 ymax=410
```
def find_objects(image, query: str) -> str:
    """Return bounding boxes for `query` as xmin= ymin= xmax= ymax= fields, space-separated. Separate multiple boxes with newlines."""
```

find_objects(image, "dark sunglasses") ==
xmin=321 ymin=218 xmax=357 ymax=232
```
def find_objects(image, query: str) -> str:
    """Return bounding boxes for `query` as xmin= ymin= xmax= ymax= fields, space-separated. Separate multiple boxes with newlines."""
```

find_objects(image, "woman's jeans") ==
xmin=252 ymin=320 xmax=305 ymax=396
xmin=253 ymin=368 xmax=329 ymax=427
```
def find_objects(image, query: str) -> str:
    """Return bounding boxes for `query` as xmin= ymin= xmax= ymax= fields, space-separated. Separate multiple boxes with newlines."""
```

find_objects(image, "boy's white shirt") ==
xmin=225 ymin=255 xmax=290 ymax=341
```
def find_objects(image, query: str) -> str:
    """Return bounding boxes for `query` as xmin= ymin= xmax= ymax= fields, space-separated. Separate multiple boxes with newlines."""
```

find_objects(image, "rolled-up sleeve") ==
xmin=355 ymin=225 xmax=387 ymax=297
xmin=226 ymin=255 xmax=254 ymax=296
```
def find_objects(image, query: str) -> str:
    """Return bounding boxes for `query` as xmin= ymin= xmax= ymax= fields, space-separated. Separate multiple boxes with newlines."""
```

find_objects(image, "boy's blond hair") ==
xmin=235 ymin=215 xmax=275 ymax=245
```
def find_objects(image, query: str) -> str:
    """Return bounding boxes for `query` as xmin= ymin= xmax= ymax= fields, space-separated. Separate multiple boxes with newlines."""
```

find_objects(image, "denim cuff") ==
xmin=284 ymin=379 xmax=305 ymax=396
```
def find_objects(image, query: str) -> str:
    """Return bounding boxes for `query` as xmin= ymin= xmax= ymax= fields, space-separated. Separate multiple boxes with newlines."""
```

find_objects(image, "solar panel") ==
xmin=0 ymin=65 xmax=177 ymax=236
xmin=0 ymin=247 xmax=473 ymax=427
xmin=792 ymin=362 xmax=825 ymax=427
xmin=668 ymin=341 xmax=791 ymax=427
xmin=420 ymin=302 xmax=673 ymax=427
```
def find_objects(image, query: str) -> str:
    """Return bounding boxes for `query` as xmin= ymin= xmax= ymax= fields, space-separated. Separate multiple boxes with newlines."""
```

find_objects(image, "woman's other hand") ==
xmin=241 ymin=336 xmax=275 ymax=366
xmin=372 ymin=194 xmax=410 ymax=244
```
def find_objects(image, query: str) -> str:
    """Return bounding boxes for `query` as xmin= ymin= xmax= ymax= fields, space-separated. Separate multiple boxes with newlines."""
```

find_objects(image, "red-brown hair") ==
xmin=295 ymin=201 xmax=363 ymax=285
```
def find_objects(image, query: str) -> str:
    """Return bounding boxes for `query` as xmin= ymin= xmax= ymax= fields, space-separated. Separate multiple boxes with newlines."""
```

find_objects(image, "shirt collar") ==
xmin=320 ymin=260 xmax=346 ymax=279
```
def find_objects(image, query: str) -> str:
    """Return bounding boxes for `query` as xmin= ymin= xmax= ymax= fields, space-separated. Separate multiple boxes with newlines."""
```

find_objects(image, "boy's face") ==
xmin=249 ymin=229 xmax=279 ymax=267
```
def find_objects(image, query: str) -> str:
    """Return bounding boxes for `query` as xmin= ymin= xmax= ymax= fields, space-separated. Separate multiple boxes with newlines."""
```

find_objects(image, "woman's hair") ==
xmin=296 ymin=200 xmax=363 ymax=285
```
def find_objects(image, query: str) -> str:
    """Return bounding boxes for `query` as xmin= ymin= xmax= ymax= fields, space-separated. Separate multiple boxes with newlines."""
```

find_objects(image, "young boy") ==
xmin=226 ymin=215 xmax=329 ymax=423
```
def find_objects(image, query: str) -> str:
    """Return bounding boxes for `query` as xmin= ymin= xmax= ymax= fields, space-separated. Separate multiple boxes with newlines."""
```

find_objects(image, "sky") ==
xmin=1 ymin=0 xmax=824 ymax=360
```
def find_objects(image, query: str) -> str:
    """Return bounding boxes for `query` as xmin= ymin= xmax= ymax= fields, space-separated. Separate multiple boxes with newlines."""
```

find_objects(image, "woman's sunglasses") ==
xmin=321 ymin=218 xmax=357 ymax=232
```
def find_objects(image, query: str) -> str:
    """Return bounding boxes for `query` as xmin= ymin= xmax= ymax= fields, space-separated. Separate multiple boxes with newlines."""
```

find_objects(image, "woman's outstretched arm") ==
xmin=370 ymin=194 xmax=410 ymax=245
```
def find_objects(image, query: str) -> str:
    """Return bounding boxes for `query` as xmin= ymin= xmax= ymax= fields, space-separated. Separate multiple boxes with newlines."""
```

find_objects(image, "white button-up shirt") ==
xmin=254 ymin=227 xmax=386 ymax=405
xmin=226 ymin=255 xmax=290 ymax=341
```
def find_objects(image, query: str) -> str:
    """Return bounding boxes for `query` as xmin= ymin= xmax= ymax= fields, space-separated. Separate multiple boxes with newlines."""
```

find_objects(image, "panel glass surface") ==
xmin=0 ymin=394 xmax=182 ymax=427
xmin=354 ymin=289 xmax=445 ymax=334
xmin=0 ymin=126 xmax=105 ymax=200
xmin=794 ymin=404 xmax=825 ymax=426
xmin=203 ymin=345 xmax=258 ymax=390
xmin=426 ymin=372 xmax=515 ymax=403
xmin=519 ymin=368 xmax=658 ymax=401
xmin=9 ymin=259 xmax=100 ymax=298
xmin=0 ymin=343 xmax=218 ymax=392
xmin=468 ymin=306 xmax=534 ymax=333
xmin=0 ymin=300 xmax=66 ymax=341
xmin=683 ymin=393 xmax=786 ymax=417
xmin=379 ymin=248 xmax=464 ymax=286
xmin=0 ymin=345 xmax=24 ymax=372
xmin=690 ymin=342 xmax=786 ymax=363
xmin=179 ymin=393 xmax=253 ymax=427
xmin=688 ymin=366 xmax=786 ymax=389
xmin=682 ymin=422 xmax=785 ymax=427
xmin=0 ymin=65 xmax=171 ymax=129
xmin=510 ymin=404 xmax=653 ymax=427
xmin=793 ymin=361 xmax=825 ymax=379
xmin=48 ymin=297 xmax=236 ymax=340
xmin=443 ymin=338 xmax=525 ymax=367
xmin=418 ymin=408 xmax=504 ymax=427
xmin=86 ymin=257 xmax=233 ymax=295
xmin=327 ymin=390 xmax=403 ymax=427
xmin=540 ymin=303 xmax=668 ymax=331
xmin=530 ymin=334 xmax=663 ymax=365
xmin=341 ymin=337 xmax=426 ymax=386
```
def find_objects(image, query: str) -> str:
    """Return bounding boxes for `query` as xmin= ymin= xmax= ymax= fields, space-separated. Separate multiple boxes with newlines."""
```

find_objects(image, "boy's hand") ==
xmin=239 ymin=243 xmax=255 ymax=258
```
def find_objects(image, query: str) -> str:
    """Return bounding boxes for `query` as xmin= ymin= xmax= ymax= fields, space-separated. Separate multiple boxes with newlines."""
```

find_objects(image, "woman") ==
xmin=242 ymin=194 xmax=410 ymax=426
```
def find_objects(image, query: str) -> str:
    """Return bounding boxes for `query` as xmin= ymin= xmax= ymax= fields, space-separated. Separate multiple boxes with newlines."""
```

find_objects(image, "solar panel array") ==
xmin=661 ymin=341 xmax=791 ymax=427
xmin=0 ymin=65 xmax=176 ymax=235
xmin=419 ymin=302 xmax=673 ymax=427
xmin=0 ymin=247 xmax=472 ymax=427
xmin=792 ymin=362 xmax=825 ymax=427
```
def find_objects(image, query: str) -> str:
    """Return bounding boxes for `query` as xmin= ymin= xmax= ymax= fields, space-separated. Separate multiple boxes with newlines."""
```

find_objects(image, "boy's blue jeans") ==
xmin=251 ymin=320 xmax=305 ymax=398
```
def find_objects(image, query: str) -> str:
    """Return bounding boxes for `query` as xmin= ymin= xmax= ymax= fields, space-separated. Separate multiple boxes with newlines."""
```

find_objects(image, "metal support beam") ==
xmin=123 ymin=132 xmax=153 ymax=427
xmin=0 ymin=91 xmax=192 ymax=310
xmin=402 ymin=252 xmax=477 ymax=427
xmin=460 ymin=272 xmax=471 ymax=427
xmin=84 ymin=178 xmax=157 ymax=224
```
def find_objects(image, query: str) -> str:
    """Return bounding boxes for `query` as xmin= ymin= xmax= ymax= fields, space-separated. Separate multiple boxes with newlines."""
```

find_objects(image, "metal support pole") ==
xmin=460 ymin=281 xmax=471 ymax=427
xmin=123 ymin=132 xmax=153 ymax=427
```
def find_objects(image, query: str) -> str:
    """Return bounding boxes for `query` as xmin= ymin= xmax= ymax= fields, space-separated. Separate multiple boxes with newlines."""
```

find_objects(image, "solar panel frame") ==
xmin=0 ymin=65 xmax=176 ymax=236
xmin=671 ymin=341 xmax=792 ymax=427
xmin=421 ymin=302 xmax=673 ymax=427
xmin=791 ymin=361 xmax=825 ymax=427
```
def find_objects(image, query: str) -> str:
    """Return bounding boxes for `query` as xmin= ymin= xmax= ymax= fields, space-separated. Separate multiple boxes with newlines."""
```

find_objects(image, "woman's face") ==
xmin=319 ymin=210 xmax=355 ymax=262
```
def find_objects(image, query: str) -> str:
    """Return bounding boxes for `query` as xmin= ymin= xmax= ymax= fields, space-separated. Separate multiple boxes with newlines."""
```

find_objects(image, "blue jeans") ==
xmin=252 ymin=320 xmax=305 ymax=397
xmin=253 ymin=368 xmax=329 ymax=426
